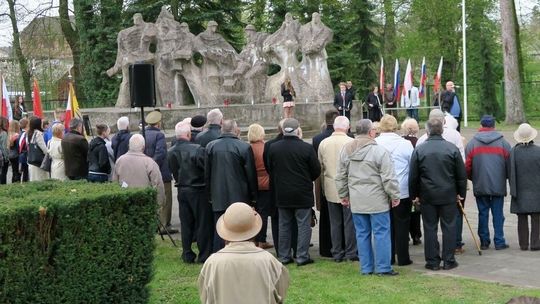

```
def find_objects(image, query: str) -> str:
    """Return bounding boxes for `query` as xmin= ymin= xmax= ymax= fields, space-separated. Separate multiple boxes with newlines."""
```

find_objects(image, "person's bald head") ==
xmin=446 ymin=81 xmax=455 ymax=92
xmin=222 ymin=119 xmax=239 ymax=136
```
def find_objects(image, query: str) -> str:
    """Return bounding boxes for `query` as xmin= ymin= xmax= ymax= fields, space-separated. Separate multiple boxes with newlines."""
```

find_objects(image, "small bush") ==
xmin=0 ymin=180 xmax=157 ymax=304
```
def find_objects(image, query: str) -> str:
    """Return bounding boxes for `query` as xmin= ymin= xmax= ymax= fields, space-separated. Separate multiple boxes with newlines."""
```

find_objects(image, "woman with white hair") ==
xmin=248 ymin=123 xmax=277 ymax=249
xmin=111 ymin=116 xmax=131 ymax=161
xmin=48 ymin=123 xmax=67 ymax=180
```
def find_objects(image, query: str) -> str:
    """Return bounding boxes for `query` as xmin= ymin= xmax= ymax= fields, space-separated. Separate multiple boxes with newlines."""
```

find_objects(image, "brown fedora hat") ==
xmin=216 ymin=202 xmax=262 ymax=242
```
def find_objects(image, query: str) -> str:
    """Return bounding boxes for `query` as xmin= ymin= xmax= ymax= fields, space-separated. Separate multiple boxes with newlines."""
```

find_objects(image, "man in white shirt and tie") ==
xmin=333 ymin=82 xmax=353 ymax=120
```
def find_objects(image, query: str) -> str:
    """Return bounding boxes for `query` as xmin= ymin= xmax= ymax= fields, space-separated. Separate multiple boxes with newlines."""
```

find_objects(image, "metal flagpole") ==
xmin=462 ymin=0 xmax=468 ymax=127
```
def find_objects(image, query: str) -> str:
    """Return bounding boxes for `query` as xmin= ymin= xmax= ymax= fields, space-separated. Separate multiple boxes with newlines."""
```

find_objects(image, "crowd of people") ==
xmin=1 ymin=95 xmax=539 ymax=303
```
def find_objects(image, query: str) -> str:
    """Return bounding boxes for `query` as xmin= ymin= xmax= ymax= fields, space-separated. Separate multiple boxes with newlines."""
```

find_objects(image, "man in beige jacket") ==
xmin=198 ymin=202 xmax=289 ymax=304
xmin=336 ymin=119 xmax=400 ymax=276
xmin=113 ymin=134 xmax=165 ymax=206
xmin=318 ymin=116 xmax=357 ymax=262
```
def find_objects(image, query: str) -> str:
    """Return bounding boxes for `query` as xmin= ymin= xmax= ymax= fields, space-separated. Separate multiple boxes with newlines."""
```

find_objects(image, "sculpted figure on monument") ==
xmin=232 ymin=25 xmax=269 ymax=104
xmin=155 ymin=7 xmax=181 ymax=106
xmin=299 ymin=12 xmax=334 ymax=102
xmin=107 ymin=13 xmax=157 ymax=107
xmin=195 ymin=21 xmax=238 ymax=105
xmin=262 ymin=13 xmax=308 ymax=104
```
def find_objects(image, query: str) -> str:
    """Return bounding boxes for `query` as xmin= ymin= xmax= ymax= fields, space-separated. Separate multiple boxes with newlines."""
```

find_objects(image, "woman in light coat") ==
xmin=27 ymin=116 xmax=49 ymax=181
xmin=48 ymin=123 xmax=67 ymax=180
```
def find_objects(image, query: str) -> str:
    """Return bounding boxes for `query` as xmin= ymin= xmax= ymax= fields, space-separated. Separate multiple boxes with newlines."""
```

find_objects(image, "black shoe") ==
xmin=334 ymin=258 xmax=343 ymax=263
xmin=297 ymin=259 xmax=314 ymax=267
xmin=480 ymin=243 xmax=490 ymax=250
xmin=398 ymin=260 xmax=413 ymax=266
xmin=495 ymin=244 xmax=509 ymax=250
xmin=361 ymin=272 xmax=373 ymax=276
xmin=348 ymin=256 xmax=359 ymax=262
xmin=280 ymin=259 xmax=294 ymax=265
xmin=531 ymin=247 xmax=540 ymax=251
xmin=443 ymin=262 xmax=459 ymax=270
xmin=159 ymin=227 xmax=178 ymax=235
xmin=425 ymin=264 xmax=440 ymax=271
xmin=413 ymin=238 xmax=422 ymax=245
xmin=377 ymin=270 xmax=399 ymax=276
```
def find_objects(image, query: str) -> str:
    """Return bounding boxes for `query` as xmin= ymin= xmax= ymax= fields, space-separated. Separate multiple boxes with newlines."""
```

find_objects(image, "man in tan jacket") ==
xmin=318 ymin=116 xmax=357 ymax=262
xmin=113 ymin=134 xmax=165 ymax=206
xmin=198 ymin=202 xmax=289 ymax=304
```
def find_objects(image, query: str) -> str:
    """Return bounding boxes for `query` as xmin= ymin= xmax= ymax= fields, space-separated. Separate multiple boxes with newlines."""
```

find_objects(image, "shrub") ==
xmin=0 ymin=180 xmax=157 ymax=304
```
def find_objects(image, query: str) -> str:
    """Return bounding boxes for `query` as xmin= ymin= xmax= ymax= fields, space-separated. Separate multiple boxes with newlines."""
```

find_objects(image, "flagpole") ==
xmin=462 ymin=0 xmax=468 ymax=127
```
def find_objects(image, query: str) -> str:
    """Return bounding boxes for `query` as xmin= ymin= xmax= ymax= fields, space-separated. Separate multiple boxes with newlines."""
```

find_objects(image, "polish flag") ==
xmin=419 ymin=57 xmax=427 ymax=98
xmin=434 ymin=57 xmax=443 ymax=93
xmin=393 ymin=59 xmax=400 ymax=99
xmin=1 ymin=75 xmax=13 ymax=120
xmin=32 ymin=78 xmax=43 ymax=118
xmin=379 ymin=57 xmax=384 ymax=95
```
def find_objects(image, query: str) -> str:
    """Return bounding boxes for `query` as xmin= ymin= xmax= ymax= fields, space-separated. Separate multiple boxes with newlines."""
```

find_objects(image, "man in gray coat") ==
xmin=336 ymin=119 xmax=400 ymax=276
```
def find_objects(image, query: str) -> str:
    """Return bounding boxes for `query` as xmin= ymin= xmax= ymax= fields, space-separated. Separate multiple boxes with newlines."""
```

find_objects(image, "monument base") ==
xmin=51 ymin=101 xmax=361 ymax=133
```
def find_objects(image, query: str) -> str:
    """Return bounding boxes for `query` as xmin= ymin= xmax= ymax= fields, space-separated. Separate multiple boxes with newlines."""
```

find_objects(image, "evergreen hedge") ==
xmin=0 ymin=180 xmax=157 ymax=304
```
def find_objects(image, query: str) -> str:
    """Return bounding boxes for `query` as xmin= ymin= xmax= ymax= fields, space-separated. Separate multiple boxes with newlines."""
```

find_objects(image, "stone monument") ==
xmin=108 ymin=8 xmax=334 ymax=108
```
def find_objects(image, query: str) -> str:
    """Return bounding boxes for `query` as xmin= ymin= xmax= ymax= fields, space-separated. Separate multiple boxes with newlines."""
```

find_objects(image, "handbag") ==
xmin=27 ymin=135 xmax=45 ymax=166
xmin=40 ymin=141 xmax=52 ymax=172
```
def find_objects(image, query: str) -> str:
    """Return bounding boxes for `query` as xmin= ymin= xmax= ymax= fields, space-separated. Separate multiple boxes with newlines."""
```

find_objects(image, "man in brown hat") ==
xmin=144 ymin=110 xmax=176 ymax=234
xmin=198 ymin=202 xmax=289 ymax=304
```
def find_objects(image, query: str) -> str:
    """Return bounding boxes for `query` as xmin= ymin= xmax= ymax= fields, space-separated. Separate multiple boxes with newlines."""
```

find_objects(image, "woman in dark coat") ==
xmin=509 ymin=123 xmax=540 ymax=251
xmin=365 ymin=85 xmax=382 ymax=122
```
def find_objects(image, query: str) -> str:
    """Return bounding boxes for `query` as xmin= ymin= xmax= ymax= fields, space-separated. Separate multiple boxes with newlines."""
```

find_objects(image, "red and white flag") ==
xmin=1 ymin=75 xmax=13 ymax=120
xmin=434 ymin=57 xmax=443 ymax=93
xmin=379 ymin=57 xmax=384 ymax=95
xmin=32 ymin=78 xmax=43 ymax=118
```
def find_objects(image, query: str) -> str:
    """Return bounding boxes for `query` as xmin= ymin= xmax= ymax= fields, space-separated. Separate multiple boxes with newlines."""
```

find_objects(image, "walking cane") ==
xmin=457 ymin=199 xmax=482 ymax=256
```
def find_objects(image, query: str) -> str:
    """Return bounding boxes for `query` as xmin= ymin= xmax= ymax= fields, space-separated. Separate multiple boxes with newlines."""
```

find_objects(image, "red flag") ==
xmin=434 ymin=57 xmax=443 ymax=93
xmin=32 ymin=79 xmax=43 ymax=118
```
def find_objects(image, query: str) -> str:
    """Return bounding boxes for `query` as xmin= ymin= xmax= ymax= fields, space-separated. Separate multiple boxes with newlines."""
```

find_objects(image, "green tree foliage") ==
xmin=466 ymin=0 xmax=502 ymax=118
xmin=75 ymin=0 xmax=123 ymax=105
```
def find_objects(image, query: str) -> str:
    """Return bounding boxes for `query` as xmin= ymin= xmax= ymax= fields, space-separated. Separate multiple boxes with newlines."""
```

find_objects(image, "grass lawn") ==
xmin=149 ymin=239 xmax=540 ymax=304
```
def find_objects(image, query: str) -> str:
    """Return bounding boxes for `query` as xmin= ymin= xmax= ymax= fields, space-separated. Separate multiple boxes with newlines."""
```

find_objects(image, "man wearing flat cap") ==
xmin=267 ymin=118 xmax=321 ymax=266
xmin=190 ymin=115 xmax=207 ymax=142
xmin=144 ymin=110 xmax=176 ymax=234
xmin=465 ymin=115 xmax=511 ymax=250
xmin=198 ymin=202 xmax=289 ymax=304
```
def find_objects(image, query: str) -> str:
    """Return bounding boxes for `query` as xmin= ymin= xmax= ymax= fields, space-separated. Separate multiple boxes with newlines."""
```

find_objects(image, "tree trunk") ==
xmin=7 ymin=0 xmax=32 ymax=102
xmin=500 ymin=0 xmax=526 ymax=124
xmin=383 ymin=0 xmax=396 ymax=59
xmin=59 ymin=0 xmax=82 ymax=99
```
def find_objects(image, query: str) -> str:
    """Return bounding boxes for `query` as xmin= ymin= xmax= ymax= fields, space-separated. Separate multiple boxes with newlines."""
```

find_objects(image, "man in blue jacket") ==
xmin=465 ymin=115 xmax=511 ymax=250
xmin=145 ymin=110 xmax=177 ymax=234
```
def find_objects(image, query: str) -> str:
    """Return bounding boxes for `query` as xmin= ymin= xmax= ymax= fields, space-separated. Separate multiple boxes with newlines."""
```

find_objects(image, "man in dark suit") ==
xmin=312 ymin=109 xmax=339 ymax=258
xmin=333 ymin=82 xmax=353 ymax=120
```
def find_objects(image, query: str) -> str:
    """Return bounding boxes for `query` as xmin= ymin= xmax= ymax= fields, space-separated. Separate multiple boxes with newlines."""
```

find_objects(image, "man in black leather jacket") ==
xmin=168 ymin=122 xmax=213 ymax=263
xmin=205 ymin=119 xmax=258 ymax=252
xmin=409 ymin=118 xmax=467 ymax=271
xmin=195 ymin=109 xmax=223 ymax=147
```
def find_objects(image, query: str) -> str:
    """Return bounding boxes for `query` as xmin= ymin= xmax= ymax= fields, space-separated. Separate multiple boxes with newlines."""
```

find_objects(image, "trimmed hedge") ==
xmin=0 ymin=180 xmax=157 ymax=304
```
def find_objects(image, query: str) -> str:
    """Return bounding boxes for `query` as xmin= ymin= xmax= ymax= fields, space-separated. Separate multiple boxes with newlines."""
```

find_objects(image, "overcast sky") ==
xmin=0 ymin=0 xmax=538 ymax=48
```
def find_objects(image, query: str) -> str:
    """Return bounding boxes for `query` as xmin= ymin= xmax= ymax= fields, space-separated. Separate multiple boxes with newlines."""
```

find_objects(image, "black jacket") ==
xmin=333 ymin=91 xmax=353 ymax=113
xmin=440 ymin=91 xmax=456 ymax=113
xmin=88 ymin=137 xmax=111 ymax=175
xmin=267 ymin=136 xmax=321 ymax=209
xmin=263 ymin=133 xmax=283 ymax=173
xmin=312 ymin=126 xmax=334 ymax=153
xmin=195 ymin=124 xmax=222 ymax=148
xmin=111 ymin=130 xmax=131 ymax=161
xmin=61 ymin=130 xmax=89 ymax=179
xmin=205 ymin=134 xmax=258 ymax=212
xmin=168 ymin=138 xmax=206 ymax=188
xmin=280 ymin=84 xmax=295 ymax=102
xmin=510 ymin=143 xmax=540 ymax=214
xmin=409 ymin=135 xmax=467 ymax=205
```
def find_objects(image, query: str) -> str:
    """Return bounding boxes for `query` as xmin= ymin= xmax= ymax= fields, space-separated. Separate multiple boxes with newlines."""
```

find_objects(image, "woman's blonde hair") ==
xmin=247 ymin=123 xmax=265 ymax=142
xmin=401 ymin=118 xmax=419 ymax=136
xmin=52 ymin=122 xmax=65 ymax=138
